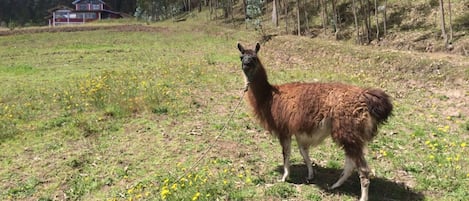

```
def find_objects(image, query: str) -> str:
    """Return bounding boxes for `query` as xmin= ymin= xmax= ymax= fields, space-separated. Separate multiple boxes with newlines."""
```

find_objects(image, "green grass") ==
xmin=0 ymin=16 xmax=468 ymax=201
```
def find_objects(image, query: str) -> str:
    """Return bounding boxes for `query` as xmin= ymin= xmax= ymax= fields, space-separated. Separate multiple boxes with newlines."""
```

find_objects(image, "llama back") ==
xmin=363 ymin=88 xmax=393 ymax=124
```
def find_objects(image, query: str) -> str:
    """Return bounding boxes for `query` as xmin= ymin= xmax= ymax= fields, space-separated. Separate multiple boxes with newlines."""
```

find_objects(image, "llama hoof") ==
xmin=328 ymin=184 xmax=339 ymax=190
xmin=359 ymin=197 xmax=368 ymax=201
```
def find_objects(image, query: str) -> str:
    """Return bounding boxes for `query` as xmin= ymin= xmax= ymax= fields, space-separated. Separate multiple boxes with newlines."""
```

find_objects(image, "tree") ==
xmin=246 ymin=0 xmax=264 ymax=29
xmin=284 ymin=0 xmax=289 ymax=33
xmin=352 ymin=0 xmax=360 ymax=43
xmin=383 ymin=0 xmax=387 ymax=36
xmin=331 ymin=0 xmax=338 ymax=39
xmin=374 ymin=0 xmax=379 ymax=40
xmin=320 ymin=0 xmax=328 ymax=34
xmin=272 ymin=0 xmax=279 ymax=27
xmin=438 ymin=0 xmax=448 ymax=46
xmin=296 ymin=0 xmax=300 ymax=36
xmin=448 ymin=0 xmax=453 ymax=42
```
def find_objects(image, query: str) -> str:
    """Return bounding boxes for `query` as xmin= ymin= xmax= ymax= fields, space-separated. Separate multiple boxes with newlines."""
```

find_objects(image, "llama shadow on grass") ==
xmin=275 ymin=164 xmax=425 ymax=201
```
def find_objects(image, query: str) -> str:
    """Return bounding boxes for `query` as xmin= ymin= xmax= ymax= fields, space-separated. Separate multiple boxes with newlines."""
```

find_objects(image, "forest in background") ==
xmin=0 ymin=0 xmax=136 ymax=26
xmin=1 ymin=0 xmax=468 ymax=54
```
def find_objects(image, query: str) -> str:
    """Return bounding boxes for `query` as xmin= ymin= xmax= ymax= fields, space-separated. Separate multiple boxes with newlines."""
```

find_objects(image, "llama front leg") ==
xmin=298 ymin=145 xmax=314 ymax=181
xmin=280 ymin=137 xmax=291 ymax=182
xmin=330 ymin=156 xmax=355 ymax=189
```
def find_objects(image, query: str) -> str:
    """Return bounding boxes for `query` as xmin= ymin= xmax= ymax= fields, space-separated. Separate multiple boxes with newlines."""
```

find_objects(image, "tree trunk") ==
xmin=199 ymin=0 xmax=203 ymax=12
xmin=352 ymin=0 xmax=360 ymax=44
xmin=321 ymin=0 xmax=328 ymax=34
xmin=438 ymin=0 xmax=448 ymax=46
xmin=448 ymin=0 xmax=453 ymax=42
xmin=296 ymin=0 xmax=301 ymax=36
xmin=303 ymin=0 xmax=309 ymax=32
xmin=230 ymin=0 xmax=235 ymax=26
xmin=285 ymin=0 xmax=289 ymax=34
xmin=383 ymin=0 xmax=387 ymax=36
xmin=272 ymin=0 xmax=279 ymax=27
xmin=331 ymin=0 xmax=338 ymax=39
xmin=209 ymin=0 xmax=212 ymax=20
xmin=359 ymin=0 xmax=370 ymax=43
xmin=365 ymin=0 xmax=371 ymax=42
xmin=374 ymin=0 xmax=379 ymax=40
xmin=215 ymin=0 xmax=218 ymax=19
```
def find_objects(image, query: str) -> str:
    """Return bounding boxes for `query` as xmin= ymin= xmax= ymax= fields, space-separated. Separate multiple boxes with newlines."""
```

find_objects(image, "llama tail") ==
xmin=364 ymin=88 xmax=393 ymax=124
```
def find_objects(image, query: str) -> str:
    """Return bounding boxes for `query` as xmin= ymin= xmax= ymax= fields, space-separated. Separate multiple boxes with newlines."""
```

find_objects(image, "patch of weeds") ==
xmin=437 ymin=95 xmax=449 ymax=101
xmin=326 ymin=160 xmax=341 ymax=169
xmin=66 ymin=155 xmax=90 ymax=169
xmin=460 ymin=120 xmax=469 ymax=131
xmin=65 ymin=174 xmax=102 ymax=200
xmin=104 ymin=104 xmax=126 ymax=118
xmin=453 ymin=11 xmax=469 ymax=31
xmin=112 ymin=158 xmax=257 ymax=200
xmin=0 ymin=103 xmax=22 ymax=141
xmin=228 ymin=188 xmax=256 ymax=200
xmin=204 ymin=53 xmax=216 ymax=65
xmin=73 ymin=114 xmax=103 ymax=137
xmin=0 ymin=64 xmax=37 ymax=75
xmin=152 ymin=106 xmax=168 ymax=115
xmin=265 ymin=182 xmax=297 ymax=199
xmin=403 ymin=162 xmax=423 ymax=174
xmin=411 ymin=127 xmax=426 ymax=137
xmin=306 ymin=193 xmax=322 ymax=201
xmin=6 ymin=177 xmax=40 ymax=198
xmin=42 ymin=115 xmax=73 ymax=130
xmin=0 ymin=118 xmax=19 ymax=142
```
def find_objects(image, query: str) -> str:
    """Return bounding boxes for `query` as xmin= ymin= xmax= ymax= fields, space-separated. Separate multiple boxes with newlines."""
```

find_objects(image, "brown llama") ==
xmin=237 ymin=42 xmax=393 ymax=201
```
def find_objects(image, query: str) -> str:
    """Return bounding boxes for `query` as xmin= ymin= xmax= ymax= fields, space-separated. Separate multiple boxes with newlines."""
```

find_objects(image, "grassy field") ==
xmin=1 ymin=16 xmax=468 ymax=201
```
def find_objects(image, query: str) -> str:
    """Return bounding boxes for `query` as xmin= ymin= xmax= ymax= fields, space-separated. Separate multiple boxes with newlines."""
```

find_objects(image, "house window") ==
xmin=78 ymin=4 xmax=88 ymax=10
xmin=55 ymin=11 xmax=70 ymax=18
xmin=91 ymin=4 xmax=101 ymax=10
xmin=85 ymin=13 xmax=97 ymax=19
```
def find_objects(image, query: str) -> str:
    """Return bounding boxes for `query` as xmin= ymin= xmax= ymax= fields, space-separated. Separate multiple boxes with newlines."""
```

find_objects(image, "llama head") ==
xmin=237 ymin=42 xmax=261 ymax=82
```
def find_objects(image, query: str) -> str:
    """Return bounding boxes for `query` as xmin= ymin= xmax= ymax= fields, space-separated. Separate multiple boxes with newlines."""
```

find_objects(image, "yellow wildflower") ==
xmin=160 ymin=188 xmax=170 ymax=200
xmin=192 ymin=192 xmax=200 ymax=201
xmin=246 ymin=177 xmax=252 ymax=184
xmin=461 ymin=142 xmax=467 ymax=148
xmin=379 ymin=150 xmax=388 ymax=157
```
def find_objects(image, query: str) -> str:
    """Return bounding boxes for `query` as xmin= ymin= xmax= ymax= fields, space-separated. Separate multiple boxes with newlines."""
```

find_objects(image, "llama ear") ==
xmin=255 ymin=42 xmax=261 ymax=53
xmin=237 ymin=42 xmax=245 ymax=53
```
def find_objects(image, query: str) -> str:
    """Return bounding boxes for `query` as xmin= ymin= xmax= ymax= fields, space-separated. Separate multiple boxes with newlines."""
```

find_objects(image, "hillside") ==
xmin=0 ymin=14 xmax=468 ymax=201
xmin=256 ymin=0 xmax=469 ymax=56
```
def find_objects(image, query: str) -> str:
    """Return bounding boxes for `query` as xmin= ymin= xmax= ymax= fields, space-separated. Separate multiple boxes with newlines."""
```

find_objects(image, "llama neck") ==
xmin=246 ymin=68 xmax=273 ymax=106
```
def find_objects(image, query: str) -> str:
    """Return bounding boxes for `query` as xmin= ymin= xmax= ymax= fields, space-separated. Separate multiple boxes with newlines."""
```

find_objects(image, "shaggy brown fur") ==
xmin=237 ymin=42 xmax=393 ymax=201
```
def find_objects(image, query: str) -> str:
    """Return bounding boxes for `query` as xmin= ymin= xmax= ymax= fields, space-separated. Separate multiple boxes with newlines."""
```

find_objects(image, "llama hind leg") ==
xmin=298 ymin=145 xmax=314 ymax=181
xmin=330 ymin=156 xmax=355 ymax=189
xmin=355 ymin=156 xmax=370 ymax=201
xmin=280 ymin=137 xmax=292 ymax=182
